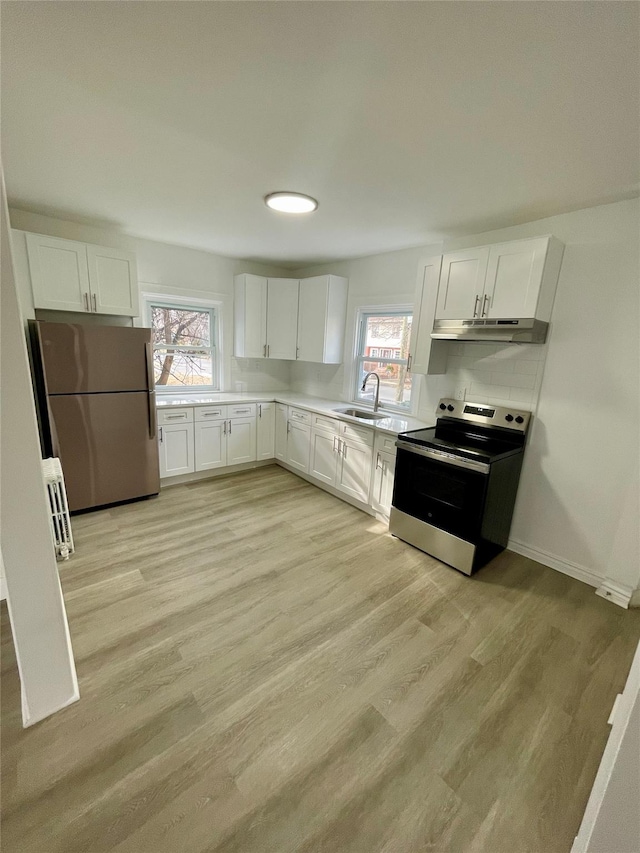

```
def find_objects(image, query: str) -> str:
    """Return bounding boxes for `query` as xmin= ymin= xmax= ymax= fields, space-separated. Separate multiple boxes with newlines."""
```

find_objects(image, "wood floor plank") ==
xmin=2 ymin=465 xmax=639 ymax=853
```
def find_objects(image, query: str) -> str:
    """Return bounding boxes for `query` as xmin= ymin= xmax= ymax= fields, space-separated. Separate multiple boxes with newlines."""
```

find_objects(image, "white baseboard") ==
xmin=0 ymin=576 xmax=6 ymax=601
xmin=508 ymin=538 xmax=635 ymax=609
xmin=160 ymin=459 xmax=276 ymax=488
xmin=507 ymin=538 xmax=603 ymax=588
xmin=595 ymin=580 xmax=634 ymax=609
xmin=630 ymin=589 xmax=640 ymax=609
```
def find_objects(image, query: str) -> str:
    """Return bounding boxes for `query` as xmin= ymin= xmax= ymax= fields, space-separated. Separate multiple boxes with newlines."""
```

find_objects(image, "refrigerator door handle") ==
xmin=145 ymin=342 xmax=156 ymax=439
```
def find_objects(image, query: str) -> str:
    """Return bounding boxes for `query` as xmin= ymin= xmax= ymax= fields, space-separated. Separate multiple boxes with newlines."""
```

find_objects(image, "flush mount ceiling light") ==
xmin=264 ymin=192 xmax=318 ymax=214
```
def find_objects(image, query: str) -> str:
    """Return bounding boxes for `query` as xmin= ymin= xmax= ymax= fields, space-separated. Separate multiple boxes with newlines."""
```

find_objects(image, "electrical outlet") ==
xmin=454 ymin=386 xmax=466 ymax=401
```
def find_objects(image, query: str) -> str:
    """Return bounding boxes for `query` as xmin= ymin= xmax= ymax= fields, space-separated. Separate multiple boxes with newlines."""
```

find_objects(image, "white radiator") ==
xmin=42 ymin=458 xmax=75 ymax=560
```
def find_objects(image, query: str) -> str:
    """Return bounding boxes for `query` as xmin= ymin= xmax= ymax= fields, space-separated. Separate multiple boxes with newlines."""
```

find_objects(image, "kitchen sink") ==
xmin=334 ymin=407 xmax=385 ymax=421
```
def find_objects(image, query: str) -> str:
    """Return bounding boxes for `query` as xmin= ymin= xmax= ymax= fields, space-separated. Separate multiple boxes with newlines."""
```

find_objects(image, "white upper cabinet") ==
xmin=26 ymin=233 xmax=139 ymax=317
xmin=435 ymin=247 xmax=490 ymax=320
xmin=483 ymin=238 xmax=552 ymax=319
xmin=266 ymin=278 xmax=299 ymax=360
xmin=434 ymin=236 xmax=564 ymax=322
xmin=234 ymin=274 xmax=268 ymax=358
xmin=297 ymin=275 xmax=348 ymax=364
xmin=408 ymin=255 xmax=447 ymax=376
xmin=26 ymin=235 xmax=90 ymax=313
xmin=86 ymin=245 xmax=138 ymax=316
xmin=234 ymin=274 xmax=348 ymax=364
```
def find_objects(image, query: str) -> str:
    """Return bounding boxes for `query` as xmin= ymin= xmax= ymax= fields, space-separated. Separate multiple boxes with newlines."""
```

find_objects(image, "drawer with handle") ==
xmin=157 ymin=407 xmax=194 ymax=425
xmin=228 ymin=403 xmax=256 ymax=418
xmin=339 ymin=421 xmax=374 ymax=446
xmin=311 ymin=413 xmax=339 ymax=434
xmin=375 ymin=432 xmax=398 ymax=456
xmin=289 ymin=407 xmax=311 ymax=425
xmin=195 ymin=405 xmax=228 ymax=421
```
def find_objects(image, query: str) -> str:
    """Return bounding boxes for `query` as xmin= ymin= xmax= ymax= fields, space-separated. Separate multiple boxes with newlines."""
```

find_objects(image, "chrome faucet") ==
xmin=361 ymin=372 xmax=381 ymax=412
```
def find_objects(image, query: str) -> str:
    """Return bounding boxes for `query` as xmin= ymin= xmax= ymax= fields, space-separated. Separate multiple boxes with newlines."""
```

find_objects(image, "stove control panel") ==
xmin=436 ymin=398 xmax=531 ymax=432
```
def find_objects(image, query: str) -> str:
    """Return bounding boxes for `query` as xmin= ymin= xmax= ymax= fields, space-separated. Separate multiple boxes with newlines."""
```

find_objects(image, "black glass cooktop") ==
xmin=398 ymin=419 xmax=526 ymax=464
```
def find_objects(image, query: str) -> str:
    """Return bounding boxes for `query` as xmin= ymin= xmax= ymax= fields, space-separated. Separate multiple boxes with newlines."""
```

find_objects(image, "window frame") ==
xmin=352 ymin=308 xmax=414 ymax=413
xmin=146 ymin=298 xmax=220 ymax=393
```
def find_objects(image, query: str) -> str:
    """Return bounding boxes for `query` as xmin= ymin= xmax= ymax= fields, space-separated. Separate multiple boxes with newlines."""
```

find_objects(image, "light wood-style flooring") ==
xmin=2 ymin=465 xmax=640 ymax=853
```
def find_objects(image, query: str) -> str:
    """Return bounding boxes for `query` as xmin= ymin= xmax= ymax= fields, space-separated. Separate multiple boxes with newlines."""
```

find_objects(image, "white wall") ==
xmin=1 ymin=178 xmax=79 ymax=726
xmin=442 ymin=199 xmax=640 ymax=600
xmin=9 ymin=208 xmax=292 ymax=393
xmin=293 ymin=199 xmax=640 ymax=600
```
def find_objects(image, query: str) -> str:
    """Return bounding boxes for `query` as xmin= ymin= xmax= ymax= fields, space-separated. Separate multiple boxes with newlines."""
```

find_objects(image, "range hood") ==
xmin=431 ymin=318 xmax=548 ymax=344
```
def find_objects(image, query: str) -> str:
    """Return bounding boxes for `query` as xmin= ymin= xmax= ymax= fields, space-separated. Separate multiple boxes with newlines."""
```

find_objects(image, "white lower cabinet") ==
xmin=226 ymin=416 xmax=257 ymax=465
xmin=257 ymin=403 xmax=276 ymax=460
xmin=275 ymin=404 xmax=288 ymax=461
xmin=194 ymin=419 xmax=226 ymax=471
xmin=310 ymin=429 xmax=339 ymax=486
xmin=159 ymin=422 xmax=195 ymax=478
xmin=336 ymin=437 xmax=373 ymax=503
xmin=158 ymin=401 xmax=397 ymax=522
xmin=286 ymin=420 xmax=311 ymax=473
xmin=371 ymin=450 xmax=396 ymax=517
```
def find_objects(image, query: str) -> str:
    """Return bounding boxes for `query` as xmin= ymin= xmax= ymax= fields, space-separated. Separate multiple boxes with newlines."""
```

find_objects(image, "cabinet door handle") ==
xmin=473 ymin=294 xmax=481 ymax=317
xmin=228 ymin=419 xmax=232 ymax=434
xmin=296 ymin=346 xmax=300 ymax=359
xmin=83 ymin=292 xmax=90 ymax=311
xmin=166 ymin=414 xmax=185 ymax=420
xmin=376 ymin=451 xmax=382 ymax=469
xmin=287 ymin=421 xmax=291 ymax=434
xmin=258 ymin=404 xmax=262 ymax=418
xmin=333 ymin=436 xmax=338 ymax=453
xmin=263 ymin=344 xmax=267 ymax=357
xmin=342 ymin=441 xmax=347 ymax=459
xmin=407 ymin=354 xmax=412 ymax=372
xmin=159 ymin=426 xmax=163 ymax=443
xmin=235 ymin=408 xmax=251 ymax=414
xmin=223 ymin=420 xmax=227 ymax=435
xmin=92 ymin=293 xmax=97 ymax=312
xmin=482 ymin=294 xmax=490 ymax=317
xmin=267 ymin=344 xmax=270 ymax=357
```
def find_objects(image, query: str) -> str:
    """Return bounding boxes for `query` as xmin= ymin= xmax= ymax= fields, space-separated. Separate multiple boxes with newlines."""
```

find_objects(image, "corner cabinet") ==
xmin=25 ymin=233 xmax=139 ymax=317
xmin=234 ymin=273 xmax=348 ymax=364
xmin=434 ymin=236 xmax=564 ymax=322
xmin=297 ymin=275 xmax=348 ymax=363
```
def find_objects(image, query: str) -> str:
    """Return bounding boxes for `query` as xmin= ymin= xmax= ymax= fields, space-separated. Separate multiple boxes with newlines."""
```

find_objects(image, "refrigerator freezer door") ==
xmin=37 ymin=322 xmax=152 ymax=394
xmin=48 ymin=392 xmax=160 ymax=511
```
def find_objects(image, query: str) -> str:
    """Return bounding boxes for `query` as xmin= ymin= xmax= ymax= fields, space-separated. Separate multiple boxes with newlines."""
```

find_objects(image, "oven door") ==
xmin=392 ymin=441 xmax=489 ymax=541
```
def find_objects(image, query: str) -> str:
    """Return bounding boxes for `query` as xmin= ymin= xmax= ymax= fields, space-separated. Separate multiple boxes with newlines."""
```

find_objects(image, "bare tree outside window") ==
xmin=150 ymin=305 xmax=217 ymax=388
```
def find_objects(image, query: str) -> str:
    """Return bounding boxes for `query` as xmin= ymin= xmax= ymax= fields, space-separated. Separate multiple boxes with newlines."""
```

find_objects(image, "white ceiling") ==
xmin=2 ymin=2 xmax=638 ymax=267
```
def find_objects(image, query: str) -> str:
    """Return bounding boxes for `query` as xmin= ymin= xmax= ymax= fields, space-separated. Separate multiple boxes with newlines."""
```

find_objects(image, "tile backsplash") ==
xmin=290 ymin=362 xmax=346 ymax=401
xmin=445 ymin=341 xmax=548 ymax=411
xmin=231 ymin=358 xmax=291 ymax=392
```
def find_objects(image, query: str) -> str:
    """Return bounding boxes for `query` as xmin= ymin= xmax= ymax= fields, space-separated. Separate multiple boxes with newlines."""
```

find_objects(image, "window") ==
xmin=149 ymin=302 xmax=218 ymax=390
xmin=354 ymin=310 xmax=413 ymax=411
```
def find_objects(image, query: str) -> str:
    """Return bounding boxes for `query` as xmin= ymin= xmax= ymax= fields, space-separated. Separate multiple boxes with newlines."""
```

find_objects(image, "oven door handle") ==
xmin=395 ymin=440 xmax=490 ymax=474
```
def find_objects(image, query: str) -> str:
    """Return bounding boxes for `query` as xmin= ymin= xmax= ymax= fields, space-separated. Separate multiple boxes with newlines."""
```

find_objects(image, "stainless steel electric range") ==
xmin=389 ymin=398 xmax=531 ymax=575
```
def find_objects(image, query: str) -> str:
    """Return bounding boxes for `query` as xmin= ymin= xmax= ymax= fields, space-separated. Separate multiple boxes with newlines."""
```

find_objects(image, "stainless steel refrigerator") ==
xmin=30 ymin=320 xmax=160 ymax=512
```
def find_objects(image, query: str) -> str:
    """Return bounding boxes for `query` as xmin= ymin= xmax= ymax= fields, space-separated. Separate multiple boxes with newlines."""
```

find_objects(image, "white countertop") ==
xmin=156 ymin=391 xmax=432 ymax=435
